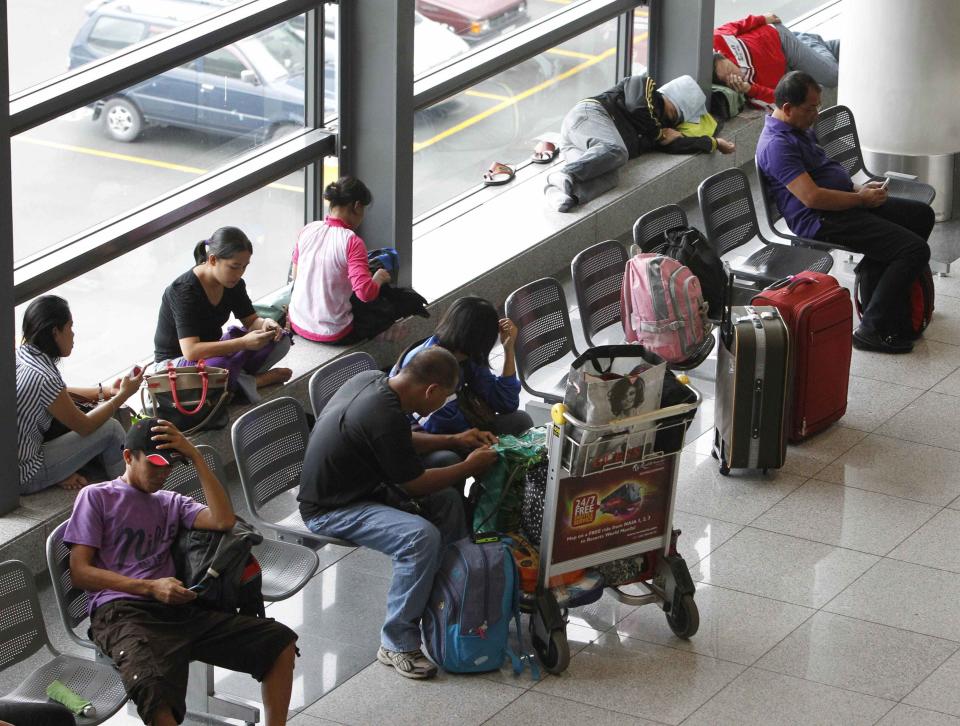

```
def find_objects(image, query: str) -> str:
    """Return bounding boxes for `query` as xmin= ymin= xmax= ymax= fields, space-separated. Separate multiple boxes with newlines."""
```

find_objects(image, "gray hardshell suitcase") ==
xmin=713 ymin=304 xmax=790 ymax=475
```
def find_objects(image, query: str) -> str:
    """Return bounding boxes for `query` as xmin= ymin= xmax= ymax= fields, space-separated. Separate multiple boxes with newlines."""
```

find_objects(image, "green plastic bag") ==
xmin=252 ymin=282 xmax=292 ymax=323
xmin=471 ymin=427 xmax=547 ymax=534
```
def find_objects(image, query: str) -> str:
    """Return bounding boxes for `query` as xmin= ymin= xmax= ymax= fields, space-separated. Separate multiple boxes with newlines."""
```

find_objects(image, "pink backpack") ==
xmin=620 ymin=253 xmax=712 ymax=364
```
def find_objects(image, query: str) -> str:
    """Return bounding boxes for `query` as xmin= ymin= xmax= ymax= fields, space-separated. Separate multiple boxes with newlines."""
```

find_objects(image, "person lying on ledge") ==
xmin=545 ymin=73 xmax=735 ymax=212
xmin=713 ymin=11 xmax=840 ymax=110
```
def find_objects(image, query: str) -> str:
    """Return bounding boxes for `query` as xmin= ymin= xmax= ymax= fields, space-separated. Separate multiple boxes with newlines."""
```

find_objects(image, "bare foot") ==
xmin=717 ymin=138 xmax=736 ymax=154
xmin=255 ymin=368 xmax=293 ymax=388
xmin=57 ymin=473 xmax=89 ymax=491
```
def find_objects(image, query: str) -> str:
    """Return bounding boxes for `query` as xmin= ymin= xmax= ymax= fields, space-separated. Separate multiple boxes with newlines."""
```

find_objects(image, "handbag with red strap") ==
xmin=142 ymin=361 xmax=232 ymax=434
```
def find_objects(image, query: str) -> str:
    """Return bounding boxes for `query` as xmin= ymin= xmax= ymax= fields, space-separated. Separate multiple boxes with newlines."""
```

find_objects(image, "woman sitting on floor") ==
xmin=391 ymin=296 xmax=533 ymax=437
xmin=153 ymin=226 xmax=292 ymax=402
xmin=16 ymin=295 xmax=141 ymax=494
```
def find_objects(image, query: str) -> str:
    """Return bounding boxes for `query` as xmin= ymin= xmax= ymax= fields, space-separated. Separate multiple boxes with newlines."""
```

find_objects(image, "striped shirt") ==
xmin=16 ymin=344 xmax=65 ymax=485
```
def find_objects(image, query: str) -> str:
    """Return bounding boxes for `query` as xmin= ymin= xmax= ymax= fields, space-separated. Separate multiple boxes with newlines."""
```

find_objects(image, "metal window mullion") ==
xmin=9 ymin=0 xmax=321 ymax=136
xmin=303 ymin=3 xmax=326 ymax=225
xmin=413 ymin=0 xmax=642 ymax=110
xmin=0 ymin=6 xmax=17 ymax=516
xmin=13 ymin=129 xmax=335 ymax=304
xmin=615 ymin=9 xmax=635 ymax=82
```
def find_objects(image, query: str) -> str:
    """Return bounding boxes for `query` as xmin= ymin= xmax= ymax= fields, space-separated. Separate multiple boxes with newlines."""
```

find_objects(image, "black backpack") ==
xmin=662 ymin=226 xmax=726 ymax=321
xmin=172 ymin=517 xmax=266 ymax=618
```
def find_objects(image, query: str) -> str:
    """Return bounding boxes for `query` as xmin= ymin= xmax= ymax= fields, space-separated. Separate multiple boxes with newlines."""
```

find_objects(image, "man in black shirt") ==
xmin=299 ymin=347 xmax=497 ymax=679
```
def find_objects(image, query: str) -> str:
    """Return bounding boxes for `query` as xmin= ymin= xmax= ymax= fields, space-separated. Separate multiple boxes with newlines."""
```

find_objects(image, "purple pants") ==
xmin=178 ymin=326 xmax=289 ymax=392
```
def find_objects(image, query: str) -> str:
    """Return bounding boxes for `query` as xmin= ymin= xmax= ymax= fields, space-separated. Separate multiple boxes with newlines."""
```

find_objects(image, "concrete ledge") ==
xmin=2 ymin=103 xmax=785 ymax=574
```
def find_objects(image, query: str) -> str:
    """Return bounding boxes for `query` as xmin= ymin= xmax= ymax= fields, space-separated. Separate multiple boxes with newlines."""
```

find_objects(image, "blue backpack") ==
xmin=421 ymin=536 xmax=535 ymax=676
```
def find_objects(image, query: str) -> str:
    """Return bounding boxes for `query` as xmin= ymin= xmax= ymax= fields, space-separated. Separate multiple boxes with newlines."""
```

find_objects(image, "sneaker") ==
xmin=852 ymin=326 xmax=914 ymax=354
xmin=377 ymin=646 xmax=438 ymax=679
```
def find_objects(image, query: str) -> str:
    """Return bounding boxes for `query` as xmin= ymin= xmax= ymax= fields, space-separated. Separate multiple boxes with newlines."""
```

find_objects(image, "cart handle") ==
xmin=551 ymin=380 xmax=702 ymax=432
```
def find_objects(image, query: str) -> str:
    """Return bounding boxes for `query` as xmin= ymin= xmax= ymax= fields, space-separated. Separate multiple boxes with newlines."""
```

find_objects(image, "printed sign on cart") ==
xmin=551 ymin=457 xmax=676 ymax=564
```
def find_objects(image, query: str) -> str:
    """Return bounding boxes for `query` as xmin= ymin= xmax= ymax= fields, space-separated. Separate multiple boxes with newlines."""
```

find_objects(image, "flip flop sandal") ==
xmin=531 ymin=140 xmax=559 ymax=164
xmin=483 ymin=161 xmax=515 ymax=186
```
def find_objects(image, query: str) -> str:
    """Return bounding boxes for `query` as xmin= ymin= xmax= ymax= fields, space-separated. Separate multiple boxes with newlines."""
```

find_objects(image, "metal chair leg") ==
xmin=185 ymin=661 xmax=261 ymax=726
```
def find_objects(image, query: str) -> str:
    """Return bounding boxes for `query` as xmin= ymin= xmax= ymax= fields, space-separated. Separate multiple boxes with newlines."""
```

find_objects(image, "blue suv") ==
xmin=70 ymin=0 xmax=321 ymax=142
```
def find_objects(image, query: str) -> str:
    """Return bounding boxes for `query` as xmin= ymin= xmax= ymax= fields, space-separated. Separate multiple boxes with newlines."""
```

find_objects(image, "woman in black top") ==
xmin=153 ymin=226 xmax=291 ymax=401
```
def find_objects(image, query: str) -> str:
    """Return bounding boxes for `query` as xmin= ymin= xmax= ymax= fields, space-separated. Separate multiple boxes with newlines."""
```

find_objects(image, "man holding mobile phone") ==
xmin=757 ymin=71 xmax=934 ymax=354
xmin=63 ymin=418 xmax=298 ymax=726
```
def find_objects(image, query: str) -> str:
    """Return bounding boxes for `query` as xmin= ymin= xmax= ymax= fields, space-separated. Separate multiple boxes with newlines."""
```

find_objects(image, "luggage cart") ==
xmin=528 ymin=382 xmax=702 ymax=674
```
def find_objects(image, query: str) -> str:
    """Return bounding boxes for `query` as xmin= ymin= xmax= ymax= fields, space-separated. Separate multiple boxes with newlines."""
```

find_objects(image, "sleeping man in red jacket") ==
xmin=713 ymin=12 xmax=839 ymax=110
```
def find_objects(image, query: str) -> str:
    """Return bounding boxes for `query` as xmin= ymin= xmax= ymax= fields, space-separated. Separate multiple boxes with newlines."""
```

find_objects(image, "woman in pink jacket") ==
xmin=288 ymin=177 xmax=392 ymax=344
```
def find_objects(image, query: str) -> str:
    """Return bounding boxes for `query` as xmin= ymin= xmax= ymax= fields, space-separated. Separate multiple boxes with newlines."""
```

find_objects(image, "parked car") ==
xmin=417 ymin=0 xmax=529 ymax=43
xmin=71 ymin=0 xmax=471 ymax=141
xmin=71 ymin=0 xmax=309 ymax=142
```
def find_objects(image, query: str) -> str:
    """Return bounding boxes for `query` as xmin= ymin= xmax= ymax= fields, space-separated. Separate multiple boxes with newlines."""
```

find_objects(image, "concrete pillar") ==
xmin=839 ymin=0 xmax=960 ymax=220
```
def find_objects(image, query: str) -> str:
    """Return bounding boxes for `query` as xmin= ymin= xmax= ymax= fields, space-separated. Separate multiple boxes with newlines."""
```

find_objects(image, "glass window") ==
xmin=11 ymin=16 xmax=307 ymax=262
xmin=714 ymin=0 xmax=831 ymax=27
xmin=415 ymin=0 xmax=590 ymax=57
xmin=631 ymin=5 xmax=650 ymax=76
xmin=87 ymin=16 xmax=148 ymax=54
xmin=7 ymin=0 xmax=226 ymax=93
xmin=202 ymin=46 xmax=249 ymax=79
xmin=412 ymin=17 xmax=618 ymax=217
xmin=14 ymin=169 xmax=307 ymax=383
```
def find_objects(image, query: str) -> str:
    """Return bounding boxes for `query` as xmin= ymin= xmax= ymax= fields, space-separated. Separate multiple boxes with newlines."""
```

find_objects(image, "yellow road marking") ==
xmin=16 ymin=135 xmax=305 ymax=193
xmin=18 ymin=136 xmax=207 ymax=174
xmin=415 ymin=31 xmax=653 ymax=153
xmin=547 ymin=47 xmax=598 ymax=60
xmin=465 ymin=89 xmax=513 ymax=102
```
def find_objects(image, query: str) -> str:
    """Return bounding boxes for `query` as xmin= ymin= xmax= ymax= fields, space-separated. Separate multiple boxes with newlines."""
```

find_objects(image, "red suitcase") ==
xmin=752 ymin=272 xmax=852 ymax=442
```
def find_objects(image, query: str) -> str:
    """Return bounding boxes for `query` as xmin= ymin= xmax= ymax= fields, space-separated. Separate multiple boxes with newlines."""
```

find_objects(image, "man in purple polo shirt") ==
xmin=64 ymin=418 xmax=297 ymax=726
xmin=756 ymin=71 xmax=933 ymax=354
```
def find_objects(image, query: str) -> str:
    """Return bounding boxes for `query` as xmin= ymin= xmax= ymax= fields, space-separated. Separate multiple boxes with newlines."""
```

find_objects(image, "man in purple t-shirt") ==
xmin=64 ymin=418 xmax=297 ymax=726
xmin=756 ymin=71 xmax=933 ymax=354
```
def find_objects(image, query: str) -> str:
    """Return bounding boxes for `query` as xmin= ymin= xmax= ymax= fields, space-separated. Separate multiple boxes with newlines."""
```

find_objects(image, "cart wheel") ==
xmin=666 ymin=593 xmax=699 ymax=639
xmin=529 ymin=619 xmax=570 ymax=674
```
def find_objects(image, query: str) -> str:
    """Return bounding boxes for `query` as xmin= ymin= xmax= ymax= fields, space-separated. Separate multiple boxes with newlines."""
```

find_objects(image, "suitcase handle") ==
xmin=766 ymin=275 xmax=816 ymax=292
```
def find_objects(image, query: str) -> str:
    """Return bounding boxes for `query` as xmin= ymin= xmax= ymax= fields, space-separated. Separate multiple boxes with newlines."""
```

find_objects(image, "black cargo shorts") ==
xmin=90 ymin=599 xmax=297 ymax=724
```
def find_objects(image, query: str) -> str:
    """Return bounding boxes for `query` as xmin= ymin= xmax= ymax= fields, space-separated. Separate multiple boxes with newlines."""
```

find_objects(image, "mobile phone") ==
xmin=188 ymin=582 xmax=207 ymax=593
xmin=878 ymin=178 xmax=889 ymax=190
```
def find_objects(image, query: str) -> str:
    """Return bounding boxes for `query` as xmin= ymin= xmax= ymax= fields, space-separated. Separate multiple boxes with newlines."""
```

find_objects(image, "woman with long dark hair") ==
xmin=16 ymin=296 xmax=141 ymax=493
xmin=153 ymin=226 xmax=292 ymax=401
xmin=392 ymin=296 xmax=532 ymax=436
xmin=287 ymin=176 xmax=395 ymax=344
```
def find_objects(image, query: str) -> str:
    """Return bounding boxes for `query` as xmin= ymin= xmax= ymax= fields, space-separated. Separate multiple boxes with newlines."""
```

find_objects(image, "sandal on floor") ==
xmin=483 ymin=161 xmax=515 ymax=186
xmin=531 ymin=140 xmax=559 ymax=164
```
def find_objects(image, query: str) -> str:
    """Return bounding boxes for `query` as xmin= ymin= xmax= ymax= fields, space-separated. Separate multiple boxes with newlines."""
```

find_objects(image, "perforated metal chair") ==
xmin=754 ymin=158 xmax=859 ymax=258
xmin=0 ymin=559 xmax=126 ymax=725
xmin=163 ymin=445 xmax=319 ymax=602
xmin=632 ymin=204 xmax=688 ymax=255
xmin=570 ymin=240 xmax=629 ymax=347
xmin=308 ymin=351 xmax=378 ymax=418
xmin=815 ymin=105 xmax=936 ymax=205
xmin=698 ymin=168 xmax=834 ymax=285
xmin=505 ymin=277 xmax=579 ymax=403
xmin=232 ymin=397 xmax=353 ymax=549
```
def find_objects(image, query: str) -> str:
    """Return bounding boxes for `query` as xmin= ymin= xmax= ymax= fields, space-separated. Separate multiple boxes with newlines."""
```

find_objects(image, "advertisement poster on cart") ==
xmin=551 ymin=457 xmax=675 ymax=564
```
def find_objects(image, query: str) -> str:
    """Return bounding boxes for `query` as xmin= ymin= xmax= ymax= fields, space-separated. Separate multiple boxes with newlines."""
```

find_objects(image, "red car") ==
xmin=417 ymin=0 xmax=528 ymax=43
